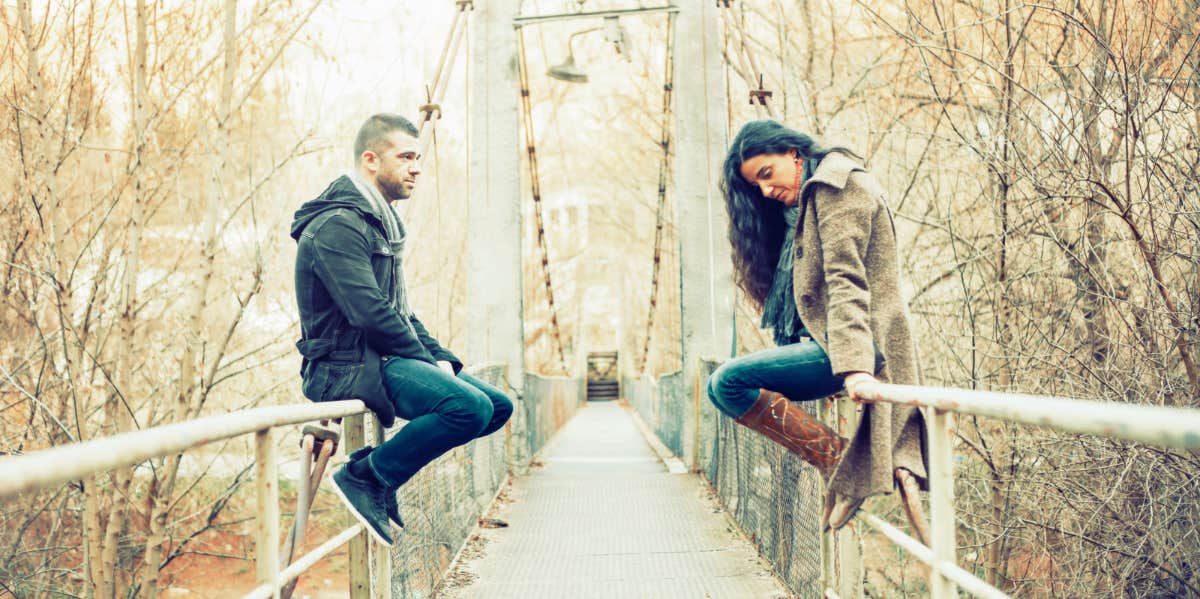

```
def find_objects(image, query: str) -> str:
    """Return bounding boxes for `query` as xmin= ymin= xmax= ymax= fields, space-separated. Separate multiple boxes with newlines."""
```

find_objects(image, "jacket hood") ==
xmin=290 ymin=175 xmax=381 ymax=240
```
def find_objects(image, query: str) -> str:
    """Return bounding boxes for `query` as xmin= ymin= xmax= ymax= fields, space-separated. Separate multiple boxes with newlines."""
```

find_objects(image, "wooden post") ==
xmin=370 ymin=416 xmax=391 ymax=598
xmin=343 ymin=414 xmax=370 ymax=599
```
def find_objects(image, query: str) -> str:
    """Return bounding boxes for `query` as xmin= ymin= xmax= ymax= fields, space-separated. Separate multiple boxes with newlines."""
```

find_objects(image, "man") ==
xmin=291 ymin=113 xmax=514 ymax=546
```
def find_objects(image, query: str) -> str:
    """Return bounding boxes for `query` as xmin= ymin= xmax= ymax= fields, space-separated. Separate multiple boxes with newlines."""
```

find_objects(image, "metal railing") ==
xmin=837 ymin=382 xmax=1200 ymax=599
xmin=0 ymin=399 xmax=383 ymax=599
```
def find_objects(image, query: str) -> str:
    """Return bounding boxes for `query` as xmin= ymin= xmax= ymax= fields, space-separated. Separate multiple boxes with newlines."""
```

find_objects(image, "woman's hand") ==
xmin=843 ymin=371 xmax=878 ymax=404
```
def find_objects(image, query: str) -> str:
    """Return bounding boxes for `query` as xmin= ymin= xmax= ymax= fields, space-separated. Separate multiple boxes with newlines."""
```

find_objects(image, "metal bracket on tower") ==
xmin=456 ymin=0 xmax=474 ymax=11
xmin=421 ymin=86 xmax=442 ymax=121
xmin=749 ymin=73 xmax=773 ymax=106
xmin=717 ymin=0 xmax=733 ymax=7
xmin=420 ymin=103 xmax=443 ymax=120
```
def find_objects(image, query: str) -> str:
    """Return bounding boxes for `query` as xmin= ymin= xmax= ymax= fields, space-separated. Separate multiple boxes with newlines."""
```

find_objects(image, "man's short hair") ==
xmin=354 ymin=113 xmax=419 ymax=165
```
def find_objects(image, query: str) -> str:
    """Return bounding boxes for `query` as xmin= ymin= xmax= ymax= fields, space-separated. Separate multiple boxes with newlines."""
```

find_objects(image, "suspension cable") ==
xmin=718 ymin=1 xmax=776 ymax=119
xmin=515 ymin=28 xmax=570 ymax=375
xmin=399 ymin=1 xmax=472 ymax=226
xmin=416 ymin=1 xmax=474 ymax=166
xmin=636 ymin=13 xmax=676 ymax=376
xmin=431 ymin=83 xmax=444 ymax=324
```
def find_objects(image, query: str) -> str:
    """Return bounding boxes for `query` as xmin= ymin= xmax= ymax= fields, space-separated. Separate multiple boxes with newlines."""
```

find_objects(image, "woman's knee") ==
xmin=709 ymin=361 xmax=748 ymax=401
xmin=707 ymin=363 xmax=752 ymax=418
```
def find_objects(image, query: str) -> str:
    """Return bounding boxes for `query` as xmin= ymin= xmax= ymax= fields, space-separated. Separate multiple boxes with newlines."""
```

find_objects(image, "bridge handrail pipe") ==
xmin=860 ymin=513 xmax=1009 ymax=599
xmin=856 ymin=382 xmax=1200 ymax=449
xmin=845 ymin=382 xmax=1200 ymax=598
xmin=0 ymin=399 xmax=367 ymax=499
xmin=242 ymin=524 xmax=364 ymax=599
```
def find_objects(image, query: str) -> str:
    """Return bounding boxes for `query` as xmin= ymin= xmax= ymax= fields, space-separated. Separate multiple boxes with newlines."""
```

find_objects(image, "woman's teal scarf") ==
xmin=760 ymin=158 xmax=816 ymax=346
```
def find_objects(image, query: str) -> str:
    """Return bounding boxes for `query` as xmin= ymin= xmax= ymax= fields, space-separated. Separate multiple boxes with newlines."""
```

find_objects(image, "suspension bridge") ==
xmin=3 ymin=3 xmax=1199 ymax=598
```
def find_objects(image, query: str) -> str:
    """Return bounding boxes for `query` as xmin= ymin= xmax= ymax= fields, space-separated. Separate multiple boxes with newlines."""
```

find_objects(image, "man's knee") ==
xmin=443 ymin=389 xmax=492 ymax=434
xmin=491 ymin=395 xmax=514 ymax=426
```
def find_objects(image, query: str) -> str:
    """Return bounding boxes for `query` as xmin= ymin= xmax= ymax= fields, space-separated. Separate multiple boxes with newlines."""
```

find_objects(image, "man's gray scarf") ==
xmin=349 ymin=171 xmax=413 ymax=317
xmin=761 ymin=205 xmax=805 ymax=346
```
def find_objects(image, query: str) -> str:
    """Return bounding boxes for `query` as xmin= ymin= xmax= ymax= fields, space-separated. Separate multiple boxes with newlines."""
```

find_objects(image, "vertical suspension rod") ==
xmin=637 ymin=13 xmax=676 ymax=375
xmin=515 ymin=29 xmax=570 ymax=375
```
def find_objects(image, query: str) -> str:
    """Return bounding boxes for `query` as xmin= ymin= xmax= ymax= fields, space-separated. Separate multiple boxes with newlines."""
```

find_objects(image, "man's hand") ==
xmin=843 ymin=371 xmax=878 ymax=404
xmin=436 ymin=360 xmax=455 ymax=376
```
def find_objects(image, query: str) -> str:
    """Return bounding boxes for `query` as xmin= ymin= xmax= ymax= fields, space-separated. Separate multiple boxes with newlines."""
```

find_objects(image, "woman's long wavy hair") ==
xmin=721 ymin=120 xmax=859 ymax=309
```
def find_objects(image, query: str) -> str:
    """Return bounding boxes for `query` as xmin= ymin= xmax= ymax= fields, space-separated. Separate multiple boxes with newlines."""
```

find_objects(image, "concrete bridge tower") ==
xmin=468 ymin=3 xmax=734 ymax=455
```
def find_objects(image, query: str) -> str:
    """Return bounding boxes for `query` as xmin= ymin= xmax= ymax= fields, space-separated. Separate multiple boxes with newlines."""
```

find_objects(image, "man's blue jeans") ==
xmin=366 ymin=358 xmax=514 ymax=489
xmin=707 ymin=340 xmax=844 ymax=419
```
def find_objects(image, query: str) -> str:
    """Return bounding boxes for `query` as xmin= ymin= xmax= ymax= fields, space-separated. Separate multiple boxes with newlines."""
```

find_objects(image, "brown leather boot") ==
xmin=824 ymin=493 xmax=866 ymax=532
xmin=895 ymin=467 xmax=930 ymax=546
xmin=736 ymin=389 xmax=847 ymax=480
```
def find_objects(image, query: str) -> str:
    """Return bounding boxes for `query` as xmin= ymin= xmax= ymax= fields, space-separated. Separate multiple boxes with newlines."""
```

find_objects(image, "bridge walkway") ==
xmin=442 ymin=400 xmax=788 ymax=598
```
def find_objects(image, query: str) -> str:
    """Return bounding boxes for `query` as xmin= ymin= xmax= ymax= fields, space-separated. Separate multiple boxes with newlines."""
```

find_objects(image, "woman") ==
xmin=708 ymin=119 xmax=929 ymax=541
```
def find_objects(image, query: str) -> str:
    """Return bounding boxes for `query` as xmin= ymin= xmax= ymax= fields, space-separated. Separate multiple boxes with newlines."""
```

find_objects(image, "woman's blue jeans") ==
xmin=707 ymin=340 xmax=844 ymax=419
xmin=366 ymin=358 xmax=514 ymax=489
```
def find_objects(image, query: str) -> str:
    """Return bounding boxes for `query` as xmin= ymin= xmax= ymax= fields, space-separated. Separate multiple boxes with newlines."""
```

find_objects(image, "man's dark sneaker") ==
xmin=384 ymin=491 xmax=404 ymax=529
xmin=330 ymin=465 xmax=393 ymax=547
xmin=347 ymin=446 xmax=404 ymax=528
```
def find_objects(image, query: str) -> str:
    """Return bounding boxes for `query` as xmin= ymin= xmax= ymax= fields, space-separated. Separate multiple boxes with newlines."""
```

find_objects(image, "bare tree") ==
xmin=716 ymin=0 xmax=1199 ymax=595
xmin=1 ymin=1 xmax=323 ymax=596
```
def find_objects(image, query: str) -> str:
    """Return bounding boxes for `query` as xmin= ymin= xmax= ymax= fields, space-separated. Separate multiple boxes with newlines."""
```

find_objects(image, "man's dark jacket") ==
xmin=291 ymin=175 xmax=461 ymax=427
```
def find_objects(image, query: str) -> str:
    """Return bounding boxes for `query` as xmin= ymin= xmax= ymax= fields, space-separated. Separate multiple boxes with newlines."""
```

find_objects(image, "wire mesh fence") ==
xmin=383 ymin=366 xmax=584 ymax=597
xmin=519 ymin=374 xmax=586 ymax=464
xmin=624 ymin=360 xmax=824 ymax=597
xmin=624 ymin=370 xmax=688 ymax=458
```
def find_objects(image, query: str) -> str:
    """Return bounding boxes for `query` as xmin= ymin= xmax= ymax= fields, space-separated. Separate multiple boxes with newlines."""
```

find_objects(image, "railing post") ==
xmin=691 ymin=361 xmax=703 ymax=471
xmin=820 ymin=398 xmax=835 ymax=595
xmin=835 ymin=397 xmax=863 ymax=599
xmin=821 ymin=396 xmax=864 ymax=598
xmin=254 ymin=428 xmax=281 ymax=599
xmin=344 ymin=414 xmax=370 ymax=599
xmin=928 ymin=407 xmax=958 ymax=598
